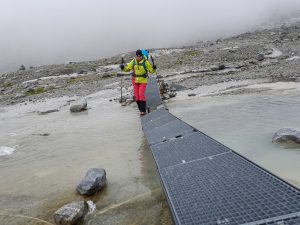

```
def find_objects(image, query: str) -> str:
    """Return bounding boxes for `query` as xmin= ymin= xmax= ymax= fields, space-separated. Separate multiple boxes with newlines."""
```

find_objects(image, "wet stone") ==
xmin=76 ymin=168 xmax=107 ymax=195
xmin=70 ymin=98 xmax=87 ymax=113
xmin=54 ymin=201 xmax=88 ymax=225
xmin=272 ymin=127 xmax=300 ymax=144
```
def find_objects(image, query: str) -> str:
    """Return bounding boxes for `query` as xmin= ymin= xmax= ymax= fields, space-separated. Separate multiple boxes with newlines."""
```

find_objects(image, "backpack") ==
xmin=141 ymin=49 xmax=149 ymax=59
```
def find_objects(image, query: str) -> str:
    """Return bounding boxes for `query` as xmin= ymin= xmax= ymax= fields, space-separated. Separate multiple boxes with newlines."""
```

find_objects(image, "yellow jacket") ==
xmin=124 ymin=58 xmax=155 ymax=83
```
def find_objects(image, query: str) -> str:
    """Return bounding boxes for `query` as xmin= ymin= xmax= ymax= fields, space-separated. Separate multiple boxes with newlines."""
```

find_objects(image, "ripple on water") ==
xmin=0 ymin=146 xmax=15 ymax=156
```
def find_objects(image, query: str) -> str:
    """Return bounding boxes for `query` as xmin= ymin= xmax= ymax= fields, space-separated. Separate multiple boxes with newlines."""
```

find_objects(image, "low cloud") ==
xmin=1 ymin=0 xmax=300 ymax=72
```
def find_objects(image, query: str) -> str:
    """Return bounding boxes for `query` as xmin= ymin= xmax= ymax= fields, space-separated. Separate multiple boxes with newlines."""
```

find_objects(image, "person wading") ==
xmin=120 ymin=49 xmax=157 ymax=116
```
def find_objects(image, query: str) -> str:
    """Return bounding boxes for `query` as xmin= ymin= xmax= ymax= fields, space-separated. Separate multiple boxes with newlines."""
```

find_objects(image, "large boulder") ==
xmin=76 ymin=168 xmax=107 ymax=195
xmin=272 ymin=128 xmax=300 ymax=144
xmin=54 ymin=201 xmax=88 ymax=225
xmin=70 ymin=98 xmax=87 ymax=113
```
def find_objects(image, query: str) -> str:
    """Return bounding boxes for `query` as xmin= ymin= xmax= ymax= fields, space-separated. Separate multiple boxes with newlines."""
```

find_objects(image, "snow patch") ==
xmin=266 ymin=48 xmax=282 ymax=58
xmin=22 ymin=73 xmax=82 ymax=85
xmin=286 ymin=56 xmax=300 ymax=61
xmin=0 ymin=146 xmax=15 ymax=156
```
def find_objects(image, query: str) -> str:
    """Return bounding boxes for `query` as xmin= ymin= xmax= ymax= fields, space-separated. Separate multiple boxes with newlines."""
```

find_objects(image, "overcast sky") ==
xmin=1 ymin=0 xmax=300 ymax=73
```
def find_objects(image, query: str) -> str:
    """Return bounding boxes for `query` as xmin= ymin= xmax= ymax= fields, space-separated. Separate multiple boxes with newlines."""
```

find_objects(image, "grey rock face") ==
xmin=70 ymin=98 xmax=87 ymax=113
xmin=272 ymin=128 xmax=300 ymax=144
xmin=76 ymin=168 xmax=107 ymax=195
xmin=54 ymin=201 xmax=88 ymax=225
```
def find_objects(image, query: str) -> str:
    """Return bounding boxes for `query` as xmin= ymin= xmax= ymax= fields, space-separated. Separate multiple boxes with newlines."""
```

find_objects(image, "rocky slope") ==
xmin=1 ymin=22 xmax=300 ymax=106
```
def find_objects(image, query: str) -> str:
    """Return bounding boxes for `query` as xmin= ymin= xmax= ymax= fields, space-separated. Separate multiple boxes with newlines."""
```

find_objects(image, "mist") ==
xmin=1 ymin=0 xmax=300 ymax=73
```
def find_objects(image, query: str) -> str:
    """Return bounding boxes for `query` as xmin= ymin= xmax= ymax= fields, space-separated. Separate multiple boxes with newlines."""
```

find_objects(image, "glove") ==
xmin=153 ymin=65 xmax=157 ymax=70
xmin=120 ymin=64 xmax=125 ymax=70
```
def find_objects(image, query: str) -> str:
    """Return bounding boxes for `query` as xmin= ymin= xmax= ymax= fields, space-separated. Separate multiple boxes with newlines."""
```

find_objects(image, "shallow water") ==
xmin=0 ymin=90 xmax=171 ymax=224
xmin=2 ymin=81 xmax=300 ymax=224
xmin=168 ymin=82 xmax=300 ymax=188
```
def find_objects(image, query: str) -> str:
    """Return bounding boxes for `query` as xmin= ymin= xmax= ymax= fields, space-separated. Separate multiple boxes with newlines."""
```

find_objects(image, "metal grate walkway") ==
xmin=143 ymin=77 xmax=300 ymax=225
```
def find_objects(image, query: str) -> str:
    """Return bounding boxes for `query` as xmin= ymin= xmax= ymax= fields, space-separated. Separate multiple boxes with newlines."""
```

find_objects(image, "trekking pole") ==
xmin=150 ymin=55 xmax=157 ymax=79
xmin=150 ymin=54 xmax=161 ymax=87
xmin=120 ymin=57 xmax=124 ymax=103
xmin=150 ymin=55 xmax=155 ymax=68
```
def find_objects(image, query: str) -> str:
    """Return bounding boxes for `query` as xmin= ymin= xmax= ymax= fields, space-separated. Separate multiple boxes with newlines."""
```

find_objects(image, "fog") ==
xmin=1 ymin=0 xmax=300 ymax=73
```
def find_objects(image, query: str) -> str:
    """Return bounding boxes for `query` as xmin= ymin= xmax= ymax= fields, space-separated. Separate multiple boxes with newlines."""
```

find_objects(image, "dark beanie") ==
xmin=136 ymin=49 xmax=143 ymax=56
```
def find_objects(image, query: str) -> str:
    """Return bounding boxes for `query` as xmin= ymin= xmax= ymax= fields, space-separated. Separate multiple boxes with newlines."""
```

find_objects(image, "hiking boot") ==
xmin=140 ymin=101 xmax=146 ymax=114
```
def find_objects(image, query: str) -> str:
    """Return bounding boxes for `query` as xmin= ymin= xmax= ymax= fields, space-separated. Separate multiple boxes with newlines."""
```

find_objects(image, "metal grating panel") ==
xmin=144 ymin=119 xmax=194 ymax=146
xmin=141 ymin=107 xmax=169 ymax=125
xmin=160 ymin=152 xmax=300 ymax=225
xmin=145 ymin=76 xmax=162 ymax=110
xmin=150 ymin=132 xmax=231 ymax=169
xmin=143 ymin=113 xmax=177 ymax=132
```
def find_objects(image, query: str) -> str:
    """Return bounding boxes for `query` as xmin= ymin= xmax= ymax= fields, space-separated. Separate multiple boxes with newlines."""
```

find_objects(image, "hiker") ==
xmin=120 ymin=49 xmax=157 ymax=116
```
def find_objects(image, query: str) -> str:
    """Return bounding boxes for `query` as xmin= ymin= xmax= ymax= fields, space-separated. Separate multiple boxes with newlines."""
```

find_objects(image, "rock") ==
xmin=162 ymin=93 xmax=170 ymax=100
xmin=54 ymin=201 xmax=88 ymax=225
xmin=70 ymin=98 xmax=87 ymax=113
xmin=169 ymin=92 xmax=177 ymax=98
xmin=14 ymin=93 xmax=26 ymax=99
xmin=125 ymin=98 xmax=134 ymax=104
xmin=272 ymin=128 xmax=300 ymax=144
xmin=264 ymin=49 xmax=273 ymax=55
xmin=118 ymin=96 xmax=128 ymax=103
xmin=278 ymin=54 xmax=290 ymax=60
xmin=76 ymin=168 xmax=107 ymax=195
xmin=188 ymin=93 xmax=196 ymax=97
xmin=229 ymin=49 xmax=238 ymax=53
xmin=170 ymin=84 xmax=186 ymax=91
xmin=19 ymin=65 xmax=26 ymax=71
xmin=32 ymin=133 xmax=50 ymax=136
xmin=37 ymin=109 xmax=59 ymax=115
xmin=210 ymin=65 xmax=220 ymax=71
xmin=77 ymin=69 xmax=88 ymax=74
xmin=218 ymin=65 xmax=225 ymax=70
xmin=256 ymin=53 xmax=265 ymax=61
xmin=170 ymin=87 xmax=176 ymax=92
